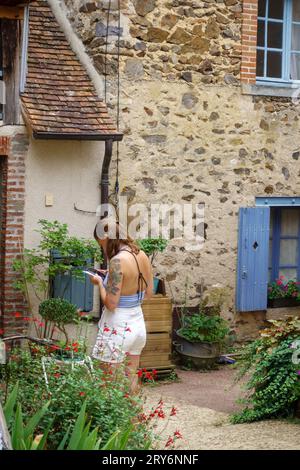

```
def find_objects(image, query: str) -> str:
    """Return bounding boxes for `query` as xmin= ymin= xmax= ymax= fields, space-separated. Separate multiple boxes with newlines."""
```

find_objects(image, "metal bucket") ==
xmin=175 ymin=330 xmax=221 ymax=358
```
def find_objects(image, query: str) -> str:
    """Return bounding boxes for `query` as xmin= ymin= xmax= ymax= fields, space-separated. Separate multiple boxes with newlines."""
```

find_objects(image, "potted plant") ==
xmin=13 ymin=219 xmax=102 ymax=312
xmin=268 ymin=276 xmax=300 ymax=308
xmin=137 ymin=238 xmax=168 ymax=293
xmin=175 ymin=297 xmax=230 ymax=369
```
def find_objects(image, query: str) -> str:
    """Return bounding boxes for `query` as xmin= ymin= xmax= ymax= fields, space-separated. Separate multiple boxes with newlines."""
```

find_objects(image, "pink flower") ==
xmin=170 ymin=406 xmax=178 ymax=416
xmin=174 ymin=430 xmax=183 ymax=439
xmin=112 ymin=329 xmax=117 ymax=335
xmin=125 ymin=327 xmax=132 ymax=332
xmin=297 ymin=371 xmax=300 ymax=376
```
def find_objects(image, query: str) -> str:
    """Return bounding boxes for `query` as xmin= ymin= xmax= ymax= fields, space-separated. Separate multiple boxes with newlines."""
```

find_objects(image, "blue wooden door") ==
xmin=236 ymin=207 xmax=270 ymax=312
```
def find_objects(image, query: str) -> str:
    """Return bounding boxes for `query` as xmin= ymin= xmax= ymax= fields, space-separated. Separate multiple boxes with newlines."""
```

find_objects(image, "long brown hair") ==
xmin=94 ymin=217 xmax=140 ymax=260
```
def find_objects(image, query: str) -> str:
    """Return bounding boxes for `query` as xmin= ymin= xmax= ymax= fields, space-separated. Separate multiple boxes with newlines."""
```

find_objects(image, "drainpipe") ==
xmin=98 ymin=139 xmax=113 ymax=315
xmin=101 ymin=139 xmax=113 ymax=222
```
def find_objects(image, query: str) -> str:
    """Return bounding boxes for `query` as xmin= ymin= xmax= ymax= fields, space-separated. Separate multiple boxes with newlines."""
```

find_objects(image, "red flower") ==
xmin=65 ymin=345 xmax=71 ymax=351
xmin=125 ymin=327 xmax=131 ymax=332
xmin=23 ymin=317 xmax=31 ymax=322
xmin=50 ymin=345 xmax=60 ymax=351
xmin=165 ymin=437 xmax=174 ymax=448
xmin=79 ymin=392 xmax=85 ymax=397
xmin=157 ymin=409 xmax=165 ymax=419
xmin=103 ymin=327 xmax=110 ymax=333
xmin=38 ymin=322 xmax=45 ymax=328
xmin=54 ymin=373 xmax=61 ymax=379
xmin=112 ymin=329 xmax=117 ymax=335
xmin=14 ymin=312 xmax=22 ymax=318
xmin=72 ymin=342 xmax=79 ymax=348
xmin=170 ymin=406 xmax=178 ymax=416
xmin=152 ymin=369 xmax=158 ymax=376
xmin=0 ymin=329 xmax=4 ymax=335
xmin=145 ymin=372 xmax=154 ymax=380
xmin=33 ymin=317 xmax=38 ymax=323
xmin=174 ymin=430 xmax=182 ymax=439
xmin=124 ymin=393 xmax=130 ymax=398
xmin=137 ymin=369 xmax=143 ymax=378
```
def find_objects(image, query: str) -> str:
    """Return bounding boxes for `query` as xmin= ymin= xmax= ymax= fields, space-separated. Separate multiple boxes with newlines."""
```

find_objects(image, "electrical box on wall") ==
xmin=45 ymin=193 xmax=54 ymax=207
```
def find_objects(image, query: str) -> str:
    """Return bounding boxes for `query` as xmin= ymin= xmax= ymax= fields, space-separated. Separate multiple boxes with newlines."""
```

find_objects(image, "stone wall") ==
xmin=63 ymin=0 xmax=300 ymax=340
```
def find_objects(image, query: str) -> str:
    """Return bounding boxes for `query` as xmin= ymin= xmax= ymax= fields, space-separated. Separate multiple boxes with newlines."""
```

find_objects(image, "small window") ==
xmin=269 ymin=207 xmax=300 ymax=282
xmin=257 ymin=0 xmax=300 ymax=83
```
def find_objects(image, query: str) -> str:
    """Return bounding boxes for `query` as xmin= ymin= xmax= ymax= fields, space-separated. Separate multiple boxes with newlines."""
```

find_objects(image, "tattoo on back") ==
xmin=107 ymin=258 xmax=122 ymax=296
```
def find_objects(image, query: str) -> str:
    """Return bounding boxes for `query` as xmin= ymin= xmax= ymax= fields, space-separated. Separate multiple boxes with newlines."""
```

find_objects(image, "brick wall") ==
xmin=0 ymin=134 xmax=28 ymax=337
xmin=241 ymin=0 xmax=258 ymax=83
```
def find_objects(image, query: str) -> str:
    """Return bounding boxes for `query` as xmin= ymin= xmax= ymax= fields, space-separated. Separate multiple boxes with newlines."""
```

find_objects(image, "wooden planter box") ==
xmin=140 ymin=295 xmax=174 ymax=372
xmin=267 ymin=298 xmax=300 ymax=308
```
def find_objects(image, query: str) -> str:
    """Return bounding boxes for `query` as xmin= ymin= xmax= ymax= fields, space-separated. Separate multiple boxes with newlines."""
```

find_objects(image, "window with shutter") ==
xmin=269 ymin=207 xmax=300 ymax=282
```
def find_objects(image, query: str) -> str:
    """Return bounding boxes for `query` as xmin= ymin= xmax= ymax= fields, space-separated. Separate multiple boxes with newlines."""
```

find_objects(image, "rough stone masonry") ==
xmin=64 ymin=0 xmax=300 ymax=340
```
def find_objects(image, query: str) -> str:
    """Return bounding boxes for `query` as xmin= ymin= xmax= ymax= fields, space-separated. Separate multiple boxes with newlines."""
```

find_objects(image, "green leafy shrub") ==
xmin=137 ymin=238 xmax=168 ymax=265
xmin=39 ymin=298 xmax=79 ymax=344
xmin=3 ymin=385 xmax=142 ymax=451
xmin=0 ymin=349 xmax=152 ymax=450
xmin=232 ymin=317 xmax=300 ymax=423
xmin=13 ymin=219 xmax=102 ymax=305
xmin=178 ymin=312 xmax=229 ymax=343
xmin=3 ymin=383 xmax=51 ymax=450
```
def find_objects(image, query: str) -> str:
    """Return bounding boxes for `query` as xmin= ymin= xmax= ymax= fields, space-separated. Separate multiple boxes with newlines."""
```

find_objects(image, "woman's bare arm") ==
xmin=144 ymin=252 xmax=154 ymax=299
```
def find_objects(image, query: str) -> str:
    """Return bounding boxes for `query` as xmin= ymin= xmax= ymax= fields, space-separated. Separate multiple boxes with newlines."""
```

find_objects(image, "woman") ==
xmin=89 ymin=217 xmax=153 ymax=393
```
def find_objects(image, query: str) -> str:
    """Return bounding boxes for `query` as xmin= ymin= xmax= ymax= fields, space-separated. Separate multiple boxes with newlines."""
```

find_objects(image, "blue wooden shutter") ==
xmin=236 ymin=207 xmax=270 ymax=312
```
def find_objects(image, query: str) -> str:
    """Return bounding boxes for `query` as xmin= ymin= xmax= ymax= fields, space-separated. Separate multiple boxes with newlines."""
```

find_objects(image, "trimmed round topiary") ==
xmin=39 ymin=298 xmax=78 ymax=325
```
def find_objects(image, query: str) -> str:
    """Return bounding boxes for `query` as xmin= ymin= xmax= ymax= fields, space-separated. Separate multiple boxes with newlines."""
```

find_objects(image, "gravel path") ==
xmin=143 ymin=368 xmax=300 ymax=450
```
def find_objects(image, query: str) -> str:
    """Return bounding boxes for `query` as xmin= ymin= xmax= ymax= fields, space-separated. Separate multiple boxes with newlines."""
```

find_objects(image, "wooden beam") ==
xmin=0 ymin=6 xmax=23 ymax=19
xmin=2 ymin=18 xmax=21 ymax=124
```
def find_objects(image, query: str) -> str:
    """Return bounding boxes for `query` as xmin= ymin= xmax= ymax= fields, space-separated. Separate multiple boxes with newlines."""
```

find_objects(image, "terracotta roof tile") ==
xmin=21 ymin=0 xmax=122 ymax=141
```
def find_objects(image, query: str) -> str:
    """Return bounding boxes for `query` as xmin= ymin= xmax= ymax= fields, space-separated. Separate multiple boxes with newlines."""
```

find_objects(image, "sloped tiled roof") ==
xmin=21 ymin=0 xmax=122 ymax=141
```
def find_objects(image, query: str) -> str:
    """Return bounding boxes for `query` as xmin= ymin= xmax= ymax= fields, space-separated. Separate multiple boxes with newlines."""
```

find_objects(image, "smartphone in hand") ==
xmin=83 ymin=269 xmax=105 ymax=280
